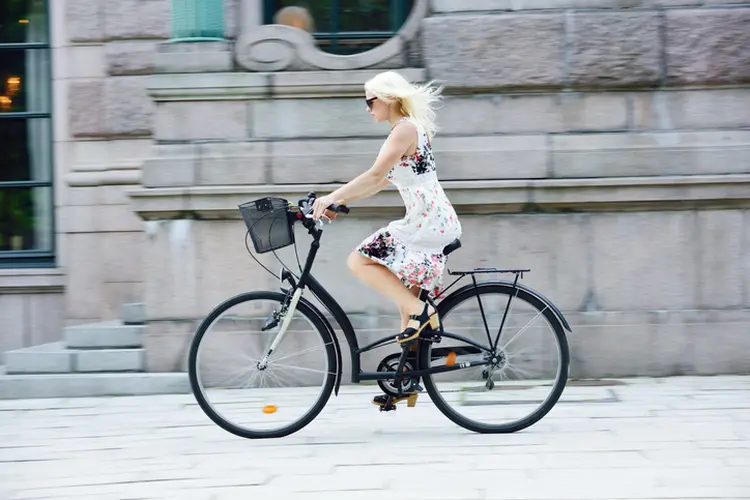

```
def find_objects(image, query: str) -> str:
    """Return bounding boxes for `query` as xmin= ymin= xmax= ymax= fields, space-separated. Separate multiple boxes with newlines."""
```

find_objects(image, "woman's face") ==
xmin=365 ymin=92 xmax=389 ymax=122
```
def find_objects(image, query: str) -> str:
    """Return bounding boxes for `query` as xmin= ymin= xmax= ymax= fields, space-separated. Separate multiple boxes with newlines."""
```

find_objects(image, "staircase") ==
xmin=0 ymin=304 xmax=189 ymax=399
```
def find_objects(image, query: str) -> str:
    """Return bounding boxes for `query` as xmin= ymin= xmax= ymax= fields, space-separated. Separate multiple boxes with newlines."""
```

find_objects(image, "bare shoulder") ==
xmin=389 ymin=119 xmax=418 ymax=145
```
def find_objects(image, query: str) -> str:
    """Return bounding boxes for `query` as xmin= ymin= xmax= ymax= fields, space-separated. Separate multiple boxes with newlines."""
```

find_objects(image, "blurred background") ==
xmin=1 ymin=0 xmax=749 ymax=399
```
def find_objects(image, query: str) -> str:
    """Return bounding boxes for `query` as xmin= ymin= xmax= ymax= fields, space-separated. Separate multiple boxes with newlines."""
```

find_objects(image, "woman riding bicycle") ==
xmin=312 ymin=71 xmax=462 ymax=402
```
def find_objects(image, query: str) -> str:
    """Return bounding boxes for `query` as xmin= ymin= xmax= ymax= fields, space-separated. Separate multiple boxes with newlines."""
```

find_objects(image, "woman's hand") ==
xmin=311 ymin=194 xmax=345 ymax=221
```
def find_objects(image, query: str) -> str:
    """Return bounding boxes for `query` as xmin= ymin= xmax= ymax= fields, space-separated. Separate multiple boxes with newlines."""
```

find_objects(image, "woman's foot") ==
xmin=395 ymin=301 xmax=440 ymax=344
xmin=372 ymin=393 xmax=419 ymax=408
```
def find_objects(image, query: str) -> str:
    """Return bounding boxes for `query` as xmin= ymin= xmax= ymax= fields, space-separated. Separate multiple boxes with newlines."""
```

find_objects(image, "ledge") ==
xmin=127 ymin=174 xmax=750 ymax=220
xmin=0 ymin=269 xmax=66 ymax=294
xmin=147 ymin=68 xmax=427 ymax=101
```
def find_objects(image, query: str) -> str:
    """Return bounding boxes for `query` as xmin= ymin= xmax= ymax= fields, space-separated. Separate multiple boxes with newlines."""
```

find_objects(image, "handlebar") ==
xmin=298 ymin=191 xmax=350 ymax=217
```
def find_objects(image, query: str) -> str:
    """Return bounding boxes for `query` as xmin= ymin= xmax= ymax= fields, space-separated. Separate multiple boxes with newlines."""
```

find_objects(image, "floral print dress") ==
xmin=355 ymin=116 xmax=462 ymax=299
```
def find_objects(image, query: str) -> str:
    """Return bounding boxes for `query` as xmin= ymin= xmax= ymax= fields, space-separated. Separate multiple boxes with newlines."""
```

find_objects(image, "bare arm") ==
xmin=312 ymin=122 xmax=415 ymax=219
xmin=345 ymin=177 xmax=391 ymax=203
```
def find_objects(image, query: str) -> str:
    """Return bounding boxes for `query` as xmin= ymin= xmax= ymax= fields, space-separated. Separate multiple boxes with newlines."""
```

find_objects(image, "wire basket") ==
xmin=238 ymin=197 xmax=295 ymax=254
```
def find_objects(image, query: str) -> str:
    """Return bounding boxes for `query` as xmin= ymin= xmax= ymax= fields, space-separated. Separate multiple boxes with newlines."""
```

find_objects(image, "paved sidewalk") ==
xmin=1 ymin=376 xmax=749 ymax=500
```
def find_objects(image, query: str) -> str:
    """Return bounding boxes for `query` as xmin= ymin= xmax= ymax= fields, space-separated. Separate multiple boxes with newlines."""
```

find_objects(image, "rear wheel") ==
xmin=420 ymin=283 xmax=569 ymax=433
xmin=188 ymin=291 xmax=336 ymax=439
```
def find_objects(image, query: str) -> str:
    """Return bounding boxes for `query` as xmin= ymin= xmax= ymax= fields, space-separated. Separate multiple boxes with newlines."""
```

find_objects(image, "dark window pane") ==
xmin=0 ymin=48 xmax=50 ymax=113
xmin=0 ymin=117 xmax=52 ymax=182
xmin=265 ymin=0 xmax=413 ymax=54
xmin=0 ymin=0 xmax=48 ymax=44
xmin=0 ymin=186 xmax=53 ymax=252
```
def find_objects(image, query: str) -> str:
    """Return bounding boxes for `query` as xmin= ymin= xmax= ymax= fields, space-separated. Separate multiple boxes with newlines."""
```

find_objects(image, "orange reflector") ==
xmin=262 ymin=405 xmax=278 ymax=414
xmin=446 ymin=351 xmax=457 ymax=367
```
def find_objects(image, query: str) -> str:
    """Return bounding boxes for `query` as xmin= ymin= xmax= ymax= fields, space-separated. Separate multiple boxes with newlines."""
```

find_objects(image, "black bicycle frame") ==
xmin=286 ymin=221 xmax=492 ymax=387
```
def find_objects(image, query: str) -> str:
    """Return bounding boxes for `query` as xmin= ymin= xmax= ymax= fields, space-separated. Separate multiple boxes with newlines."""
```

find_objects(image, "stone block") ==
xmin=106 ymin=41 xmax=157 ymax=76
xmin=422 ymin=14 xmax=565 ymax=88
xmin=430 ymin=0 xmax=657 ymax=11
xmin=633 ymin=89 xmax=750 ymax=130
xmin=665 ymin=8 xmax=750 ymax=85
xmin=4 ymin=343 xmax=73 ymax=374
xmin=155 ymin=101 xmax=249 ymax=141
xmin=64 ymin=233 xmax=103 ymax=320
xmin=69 ymin=78 xmax=153 ymax=138
xmin=590 ymin=211 xmax=698 ymax=311
xmin=551 ymin=131 xmax=750 ymax=177
xmin=0 ymin=295 xmax=26 ymax=354
xmin=568 ymin=12 xmax=662 ymax=87
xmin=75 ymin=349 xmax=145 ymax=372
xmin=142 ymin=321 xmax=196 ymax=372
xmin=141 ymin=144 xmax=198 ymax=188
xmin=63 ymin=45 xmax=107 ymax=79
xmin=197 ymin=142 xmax=267 ymax=185
xmin=102 ymin=233 xmax=144 ymax=283
xmin=122 ymin=303 xmax=147 ymax=324
xmin=0 ymin=372 xmax=190 ymax=399
xmin=141 ymin=219 xmax=275 ymax=320
xmin=486 ymin=214 xmax=590 ymax=312
xmin=269 ymin=138 xmax=383 ymax=184
xmin=28 ymin=294 xmax=65 ymax=346
xmin=154 ymin=41 xmax=233 ymax=73
xmin=68 ymin=81 xmax=105 ymax=138
xmin=104 ymin=0 xmax=170 ymax=40
xmin=64 ymin=322 xmax=144 ymax=349
xmin=696 ymin=211 xmax=745 ymax=309
xmin=66 ymin=0 xmax=104 ymax=43
xmin=251 ymin=98 xmax=385 ymax=139
xmin=565 ymin=312 xmax=655 ymax=378
xmin=105 ymin=77 xmax=154 ymax=137
xmin=434 ymin=135 xmax=548 ymax=180
xmin=687 ymin=310 xmax=750 ymax=375
xmin=438 ymin=93 xmax=628 ymax=135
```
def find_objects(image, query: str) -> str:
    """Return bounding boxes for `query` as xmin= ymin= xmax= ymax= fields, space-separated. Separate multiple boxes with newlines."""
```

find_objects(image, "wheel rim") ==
xmin=192 ymin=297 xmax=333 ymax=435
xmin=427 ymin=287 xmax=567 ymax=430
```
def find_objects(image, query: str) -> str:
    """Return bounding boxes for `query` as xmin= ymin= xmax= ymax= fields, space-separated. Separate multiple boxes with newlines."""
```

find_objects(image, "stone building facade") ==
xmin=2 ymin=0 xmax=749 ymax=384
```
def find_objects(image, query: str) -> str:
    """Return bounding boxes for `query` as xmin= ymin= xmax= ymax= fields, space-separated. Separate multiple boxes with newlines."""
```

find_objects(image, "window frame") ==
xmin=263 ymin=0 xmax=412 ymax=54
xmin=0 ymin=0 xmax=56 ymax=268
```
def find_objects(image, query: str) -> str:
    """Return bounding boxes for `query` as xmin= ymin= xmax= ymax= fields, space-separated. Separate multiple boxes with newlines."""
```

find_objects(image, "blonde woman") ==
xmin=312 ymin=71 xmax=462 ymax=388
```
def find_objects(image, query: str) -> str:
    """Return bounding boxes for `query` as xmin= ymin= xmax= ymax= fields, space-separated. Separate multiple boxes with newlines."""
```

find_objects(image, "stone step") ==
xmin=121 ymin=303 xmax=147 ymax=325
xmin=4 ymin=342 xmax=145 ymax=374
xmin=0 ymin=368 xmax=190 ymax=399
xmin=64 ymin=321 xmax=144 ymax=349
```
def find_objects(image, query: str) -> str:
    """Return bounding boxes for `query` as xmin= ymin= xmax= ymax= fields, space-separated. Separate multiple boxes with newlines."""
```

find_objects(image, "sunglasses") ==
xmin=365 ymin=97 xmax=377 ymax=109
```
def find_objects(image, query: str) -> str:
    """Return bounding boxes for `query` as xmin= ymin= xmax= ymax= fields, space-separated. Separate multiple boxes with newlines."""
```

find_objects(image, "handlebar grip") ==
xmin=330 ymin=204 xmax=350 ymax=214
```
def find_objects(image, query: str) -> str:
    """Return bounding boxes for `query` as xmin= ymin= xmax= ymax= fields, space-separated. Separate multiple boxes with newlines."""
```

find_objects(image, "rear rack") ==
xmin=448 ymin=267 xmax=531 ymax=279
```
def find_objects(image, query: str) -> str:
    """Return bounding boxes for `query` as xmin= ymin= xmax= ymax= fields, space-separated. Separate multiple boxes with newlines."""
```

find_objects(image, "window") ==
xmin=264 ymin=0 xmax=414 ymax=55
xmin=0 ymin=0 xmax=54 ymax=267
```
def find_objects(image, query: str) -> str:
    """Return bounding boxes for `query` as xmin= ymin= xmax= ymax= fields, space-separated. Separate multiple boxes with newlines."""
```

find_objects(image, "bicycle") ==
xmin=187 ymin=192 xmax=572 ymax=439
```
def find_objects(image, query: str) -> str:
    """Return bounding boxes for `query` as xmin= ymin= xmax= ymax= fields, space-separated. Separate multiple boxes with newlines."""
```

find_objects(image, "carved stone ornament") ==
xmin=235 ymin=0 xmax=427 ymax=72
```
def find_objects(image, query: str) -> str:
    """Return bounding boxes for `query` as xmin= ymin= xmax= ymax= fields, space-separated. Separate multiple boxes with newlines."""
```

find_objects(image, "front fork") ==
xmin=257 ymin=285 xmax=303 ymax=370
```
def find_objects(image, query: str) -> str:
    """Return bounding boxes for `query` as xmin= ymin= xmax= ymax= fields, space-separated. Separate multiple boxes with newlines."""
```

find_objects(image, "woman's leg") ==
xmin=347 ymin=253 xmax=432 ymax=321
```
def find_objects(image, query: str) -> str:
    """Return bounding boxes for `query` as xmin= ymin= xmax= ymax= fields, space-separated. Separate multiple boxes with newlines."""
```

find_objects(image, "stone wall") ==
xmin=38 ymin=0 xmax=750 ymax=378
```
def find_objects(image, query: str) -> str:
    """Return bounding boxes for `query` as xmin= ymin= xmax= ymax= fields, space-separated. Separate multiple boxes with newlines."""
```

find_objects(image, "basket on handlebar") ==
xmin=238 ymin=197 xmax=295 ymax=254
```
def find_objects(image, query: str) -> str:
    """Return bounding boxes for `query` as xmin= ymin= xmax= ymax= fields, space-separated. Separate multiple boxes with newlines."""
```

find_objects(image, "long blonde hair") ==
xmin=364 ymin=71 xmax=443 ymax=140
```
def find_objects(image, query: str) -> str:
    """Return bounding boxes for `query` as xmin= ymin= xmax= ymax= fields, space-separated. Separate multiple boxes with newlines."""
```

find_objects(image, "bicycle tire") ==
xmin=420 ymin=282 xmax=570 ymax=434
xmin=188 ymin=290 xmax=337 ymax=439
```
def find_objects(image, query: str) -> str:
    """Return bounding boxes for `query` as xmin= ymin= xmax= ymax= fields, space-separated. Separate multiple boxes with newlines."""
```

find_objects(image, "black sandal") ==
xmin=395 ymin=302 xmax=440 ymax=344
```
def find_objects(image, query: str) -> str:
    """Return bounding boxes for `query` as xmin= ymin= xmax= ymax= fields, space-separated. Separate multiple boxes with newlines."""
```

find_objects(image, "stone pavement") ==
xmin=0 ymin=376 xmax=749 ymax=500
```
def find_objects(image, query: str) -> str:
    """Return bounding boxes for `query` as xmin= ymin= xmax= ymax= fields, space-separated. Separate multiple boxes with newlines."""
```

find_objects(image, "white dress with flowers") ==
xmin=355 ymin=116 xmax=462 ymax=299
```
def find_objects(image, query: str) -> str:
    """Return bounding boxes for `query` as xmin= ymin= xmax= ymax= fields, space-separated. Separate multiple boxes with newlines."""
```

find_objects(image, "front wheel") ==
xmin=188 ymin=291 xmax=337 ymax=439
xmin=420 ymin=283 xmax=570 ymax=434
